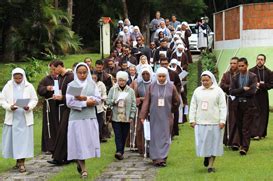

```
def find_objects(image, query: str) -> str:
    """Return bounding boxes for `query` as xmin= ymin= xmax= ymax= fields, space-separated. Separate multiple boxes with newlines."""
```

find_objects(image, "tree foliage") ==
xmin=0 ymin=0 xmax=81 ymax=62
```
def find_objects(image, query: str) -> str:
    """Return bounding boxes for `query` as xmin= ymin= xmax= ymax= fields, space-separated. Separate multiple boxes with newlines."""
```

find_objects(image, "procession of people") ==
xmin=0 ymin=12 xmax=273 ymax=179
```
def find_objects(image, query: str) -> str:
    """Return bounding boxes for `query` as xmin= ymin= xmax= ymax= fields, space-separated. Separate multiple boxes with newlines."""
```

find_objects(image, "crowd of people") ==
xmin=0 ymin=11 xmax=272 ymax=178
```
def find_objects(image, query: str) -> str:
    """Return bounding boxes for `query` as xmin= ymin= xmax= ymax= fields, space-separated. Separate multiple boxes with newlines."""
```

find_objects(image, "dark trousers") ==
xmin=237 ymin=102 xmax=254 ymax=152
xmin=112 ymin=121 xmax=130 ymax=154
xmin=96 ymin=112 xmax=104 ymax=140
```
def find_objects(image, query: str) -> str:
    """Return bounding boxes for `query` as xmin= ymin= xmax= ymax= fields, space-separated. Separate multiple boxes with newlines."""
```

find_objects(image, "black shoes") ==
xmin=203 ymin=157 xmax=209 ymax=167
xmin=47 ymin=160 xmax=62 ymax=165
xmin=239 ymin=149 xmax=247 ymax=156
xmin=208 ymin=167 xmax=215 ymax=173
xmin=115 ymin=152 xmax=124 ymax=160
xmin=231 ymin=145 xmax=239 ymax=151
xmin=47 ymin=159 xmax=71 ymax=165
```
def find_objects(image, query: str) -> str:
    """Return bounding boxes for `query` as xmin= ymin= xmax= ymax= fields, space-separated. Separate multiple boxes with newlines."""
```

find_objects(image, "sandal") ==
xmin=18 ymin=165 xmax=26 ymax=173
xmin=81 ymin=171 xmax=88 ymax=179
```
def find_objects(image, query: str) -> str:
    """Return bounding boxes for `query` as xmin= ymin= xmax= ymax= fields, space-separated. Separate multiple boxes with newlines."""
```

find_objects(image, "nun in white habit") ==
xmin=1 ymin=68 xmax=38 ymax=173
xmin=189 ymin=70 xmax=227 ymax=173
xmin=66 ymin=62 xmax=101 ymax=178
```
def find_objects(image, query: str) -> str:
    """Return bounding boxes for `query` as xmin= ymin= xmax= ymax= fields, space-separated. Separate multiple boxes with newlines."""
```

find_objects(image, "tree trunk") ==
xmin=55 ymin=0 xmax=58 ymax=9
xmin=212 ymin=0 xmax=217 ymax=12
xmin=2 ymin=25 xmax=15 ymax=62
xmin=225 ymin=0 xmax=229 ymax=9
xmin=121 ymin=0 xmax=128 ymax=18
xmin=67 ymin=0 xmax=73 ymax=21
xmin=139 ymin=1 xmax=150 ymax=44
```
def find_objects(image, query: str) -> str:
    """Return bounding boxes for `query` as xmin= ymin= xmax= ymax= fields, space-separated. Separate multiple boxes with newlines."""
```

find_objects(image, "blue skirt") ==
xmin=1 ymin=108 xmax=34 ymax=159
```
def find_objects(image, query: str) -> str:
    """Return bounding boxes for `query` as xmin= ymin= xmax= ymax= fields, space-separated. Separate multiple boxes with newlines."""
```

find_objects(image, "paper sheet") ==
xmin=179 ymin=71 xmax=189 ymax=80
xmin=15 ymin=98 xmax=30 ymax=107
xmin=54 ymin=80 xmax=60 ymax=95
xmin=144 ymin=119 xmax=150 ymax=140
xmin=67 ymin=86 xmax=83 ymax=96
xmin=184 ymin=105 xmax=189 ymax=115
xmin=116 ymin=92 xmax=129 ymax=102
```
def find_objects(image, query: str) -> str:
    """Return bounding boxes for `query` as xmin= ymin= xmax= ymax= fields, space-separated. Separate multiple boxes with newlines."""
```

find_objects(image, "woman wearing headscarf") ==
xmin=189 ymin=71 xmax=227 ymax=173
xmin=131 ymin=67 xmax=154 ymax=155
xmin=139 ymin=67 xmax=180 ymax=167
xmin=171 ymin=44 xmax=188 ymax=71
xmin=121 ymin=26 xmax=131 ymax=45
xmin=1 ymin=68 xmax=38 ymax=173
xmin=106 ymin=71 xmax=137 ymax=160
xmin=136 ymin=55 xmax=153 ymax=75
xmin=130 ymin=26 xmax=143 ymax=42
xmin=66 ymin=63 xmax=101 ymax=178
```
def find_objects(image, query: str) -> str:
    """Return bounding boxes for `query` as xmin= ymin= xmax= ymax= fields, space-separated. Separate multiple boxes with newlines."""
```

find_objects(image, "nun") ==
xmin=131 ymin=66 xmax=154 ymax=155
xmin=136 ymin=55 xmax=153 ymax=75
xmin=66 ymin=63 xmax=101 ymax=178
xmin=189 ymin=71 xmax=227 ymax=173
xmin=1 ymin=68 xmax=38 ymax=173
xmin=139 ymin=67 xmax=180 ymax=167
xmin=106 ymin=71 xmax=137 ymax=160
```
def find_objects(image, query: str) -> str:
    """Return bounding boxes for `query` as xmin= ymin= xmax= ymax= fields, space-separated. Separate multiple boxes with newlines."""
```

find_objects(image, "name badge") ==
xmin=260 ymin=81 xmax=265 ymax=84
xmin=158 ymin=98 xmax=165 ymax=107
xmin=201 ymin=101 xmax=208 ymax=110
xmin=118 ymin=100 xmax=125 ymax=108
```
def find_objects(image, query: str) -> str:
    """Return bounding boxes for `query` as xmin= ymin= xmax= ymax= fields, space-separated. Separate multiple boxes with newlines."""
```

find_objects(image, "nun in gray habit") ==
xmin=139 ymin=67 xmax=180 ymax=167
xmin=66 ymin=63 xmax=101 ymax=178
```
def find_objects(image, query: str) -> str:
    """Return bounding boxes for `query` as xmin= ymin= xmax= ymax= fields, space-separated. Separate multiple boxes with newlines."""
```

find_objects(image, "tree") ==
xmin=121 ymin=0 xmax=128 ymax=18
xmin=0 ymin=0 xmax=81 ymax=62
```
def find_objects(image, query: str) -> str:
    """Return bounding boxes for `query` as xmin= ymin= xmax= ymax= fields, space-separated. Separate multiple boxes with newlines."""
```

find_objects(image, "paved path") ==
xmin=95 ymin=150 xmax=157 ymax=181
xmin=0 ymin=155 xmax=63 ymax=181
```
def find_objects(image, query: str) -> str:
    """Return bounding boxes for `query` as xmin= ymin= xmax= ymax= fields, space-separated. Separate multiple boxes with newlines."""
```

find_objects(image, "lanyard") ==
xmin=157 ymin=85 xmax=166 ymax=98
xmin=239 ymin=73 xmax=249 ymax=88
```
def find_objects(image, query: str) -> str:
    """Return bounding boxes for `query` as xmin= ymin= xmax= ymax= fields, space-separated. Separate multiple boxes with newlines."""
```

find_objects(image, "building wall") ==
xmin=243 ymin=3 xmax=273 ymax=30
xmin=214 ymin=2 xmax=273 ymax=50
xmin=215 ymin=12 xmax=223 ymax=41
xmin=225 ymin=7 xmax=240 ymax=40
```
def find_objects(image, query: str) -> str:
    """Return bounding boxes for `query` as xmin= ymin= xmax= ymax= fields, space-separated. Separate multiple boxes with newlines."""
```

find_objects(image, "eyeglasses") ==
xmin=137 ymin=39 xmax=142 ymax=41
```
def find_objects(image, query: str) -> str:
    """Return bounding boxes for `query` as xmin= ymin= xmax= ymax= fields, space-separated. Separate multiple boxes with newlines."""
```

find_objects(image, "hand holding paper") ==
xmin=15 ymin=98 xmax=30 ymax=107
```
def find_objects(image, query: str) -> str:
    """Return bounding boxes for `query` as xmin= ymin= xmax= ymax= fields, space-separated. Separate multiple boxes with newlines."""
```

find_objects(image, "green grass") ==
xmin=0 ymin=54 xmax=103 ymax=174
xmin=156 ymin=61 xmax=273 ymax=180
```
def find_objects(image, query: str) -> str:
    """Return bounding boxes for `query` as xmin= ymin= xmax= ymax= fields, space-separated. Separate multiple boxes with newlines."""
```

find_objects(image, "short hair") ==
xmin=160 ymin=57 xmax=169 ymax=62
xmin=238 ymin=57 xmax=248 ymax=65
xmin=52 ymin=60 xmax=64 ymax=67
xmin=257 ymin=54 xmax=266 ymax=61
xmin=84 ymin=57 xmax=92 ymax=62
xmin=95 ymin=60 xmax=104 ymax=65
xmin=231 ymin=57 xmax=239 ymax=61
xmin=123 ymin=44 xmax=131 ymax=49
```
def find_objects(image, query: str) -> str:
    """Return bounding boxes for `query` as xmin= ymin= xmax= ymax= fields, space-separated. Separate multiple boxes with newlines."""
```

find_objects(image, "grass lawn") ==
xmin=156 ymin=61 xmax=273 ymax=180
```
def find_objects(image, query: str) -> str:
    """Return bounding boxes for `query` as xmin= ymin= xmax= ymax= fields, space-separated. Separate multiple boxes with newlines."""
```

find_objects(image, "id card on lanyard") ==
xmin=201 ymin=101 xmax=208 ymax=110
xmin=158 ymin=85 xmax=166 ymax=107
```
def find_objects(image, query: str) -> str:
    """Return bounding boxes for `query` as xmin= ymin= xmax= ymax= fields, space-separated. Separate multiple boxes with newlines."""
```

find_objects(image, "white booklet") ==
xmin=67 ymin=86 xmax=83 ymax=96
xmin=179 ymin=71 xmax=189 ymax=80
xmin=143 ymin=119 xmax=150 ymax=141
xmin=54 ymin=80 xmax=60 ymax=95
xmin=15 ymin=98 xmax=30 ymax=107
